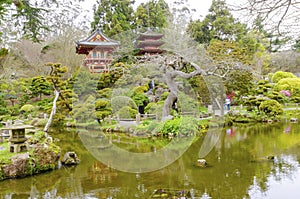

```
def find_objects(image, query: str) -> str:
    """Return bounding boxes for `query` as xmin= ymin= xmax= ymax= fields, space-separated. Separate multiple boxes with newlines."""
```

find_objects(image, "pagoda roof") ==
xmin=137 ymin=29 xmax=164 ymax=40
xmin=136 ymin=40 xmax=164 ymax=48
xmin=76 ymin=29 xmax=120 ymax=54
xmin=136 ymin=48 xmax=164 ymax=55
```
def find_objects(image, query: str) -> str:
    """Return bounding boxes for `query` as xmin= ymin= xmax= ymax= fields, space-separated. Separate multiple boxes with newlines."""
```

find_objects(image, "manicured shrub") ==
xmin=271 ymin=71 xmax=296 ymax=83
xmin=95 ymin=99 xmax=112 ymax=121
xmin=97 ymin=88 xmax=112 ymax=98
xmin=291 ymin=97 xmax=300 ymax=103
xmin=259 ymin=99 xmax=283 ymax=117
xmin=245 ymin=96 xmax=267 ymax=109
xmin=95 ymin=110 xmax=112 ymax=121
xmin=20 ymin=104 xmax=35 ymax=113
xmin=257 ymin=80 xmax=269 ymax=85
xmin=95 ymin=99 xmax=109 ymax=109
xmin=111 ymin=96 xmax=137 ymax=114
xmin=115 ymin=106 xmax=138 ymax=119
xmin=144 ymin=102 xmax=164 ymax=117
xmin=132 ymin=93 xmax=149 ymax=106
xmin=7 ymin=106 xmax=20 ymax=116
xmin=132 ymin=85 xmax=149 ymax=94
xmin=267 ymin=91 xmax=288 ymax=104
xmin=274 ymin=78 xmax=300 ymax=97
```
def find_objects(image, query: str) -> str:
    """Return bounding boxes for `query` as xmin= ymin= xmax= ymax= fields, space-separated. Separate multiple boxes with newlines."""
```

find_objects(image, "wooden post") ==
xmin=136 ymin=114 xmax=141 ymax=125
xmin=109 ymin=134 xmax=112 ymax=144
xmin=6 ymin=120 xmax=12 ymax=127
xmin=136 ymin=140 xmax=139 ymax=148
xmin=207 ymin=105 xmax=213 ymax=115
xmin=108 ymin=115 xmax=112 ymax=125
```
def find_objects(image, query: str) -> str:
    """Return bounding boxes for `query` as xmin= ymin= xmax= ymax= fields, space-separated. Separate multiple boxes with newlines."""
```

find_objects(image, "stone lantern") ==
xmin=1 ymin=125 xmax=34 ymax=153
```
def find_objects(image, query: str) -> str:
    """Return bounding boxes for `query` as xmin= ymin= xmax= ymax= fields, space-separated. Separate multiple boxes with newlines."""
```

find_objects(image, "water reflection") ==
xmin=0 ymin=123 xmax=300 ymax=198
xmin=248 ymin=155 xmax=300 ymax=199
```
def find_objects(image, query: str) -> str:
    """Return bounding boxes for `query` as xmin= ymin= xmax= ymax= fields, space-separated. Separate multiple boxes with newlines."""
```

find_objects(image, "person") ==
xmin=225 ymin=97 xmax=231 ymax=110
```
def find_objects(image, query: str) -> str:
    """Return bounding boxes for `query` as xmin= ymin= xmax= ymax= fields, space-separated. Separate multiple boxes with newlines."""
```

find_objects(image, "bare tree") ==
xmin=153 ymin=54 xmax=249 ymax=119
xmin=0 ymin=26 xmax=86 ymax=80
xmin=133 ymin=15 xmax=252 ymax=119
xmin=231 ymin=0 xmax=300 ymax=36
xmin=270 ymin=50 xmax=300 ymax=74
xmin=41 ymin=26 xmax=86 ymax=75
xmin=160 ymin=56 xmax=204 ymax=118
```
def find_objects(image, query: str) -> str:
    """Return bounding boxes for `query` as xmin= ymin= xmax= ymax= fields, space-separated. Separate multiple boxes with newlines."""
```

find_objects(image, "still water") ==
xmin=1 ymin=122 xmax=300 ymax=199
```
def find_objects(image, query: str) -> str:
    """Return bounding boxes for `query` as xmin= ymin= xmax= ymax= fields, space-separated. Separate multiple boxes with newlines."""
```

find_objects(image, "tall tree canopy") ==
xmin=91 ymin=0 xmax=135 ymax=37
xmin=187 ymin=0 xmax=247 ymax=45
xmin=0 ymin=0 xmax=48 ymax=43
xmin=134 ymin=0 xmax=170 ymax=30
xmin=0 ymin=0 xmax=87 ymax=45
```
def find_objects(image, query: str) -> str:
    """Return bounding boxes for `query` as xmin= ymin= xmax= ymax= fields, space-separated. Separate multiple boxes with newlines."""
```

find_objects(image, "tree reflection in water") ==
xmin=0 ymin=123 xmax=300 ymax=198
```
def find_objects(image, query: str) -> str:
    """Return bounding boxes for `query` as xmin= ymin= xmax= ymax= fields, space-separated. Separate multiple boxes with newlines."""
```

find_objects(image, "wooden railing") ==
xmin=82 ymin=58 xmax=113 ymax=65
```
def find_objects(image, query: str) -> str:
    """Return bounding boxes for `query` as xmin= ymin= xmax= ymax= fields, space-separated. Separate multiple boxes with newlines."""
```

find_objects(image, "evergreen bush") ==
xmin=259 ymin=99 xmax=283 ymax=117
xmin=274 ymin=78 xmax=300 ymax=97
xmin=271 ymin=71 xmax=296 ymax=83
xmin=116 ymin=106 xmax=138 ymax=119
xmin=20 ymin=104 xmax=35 ymax=113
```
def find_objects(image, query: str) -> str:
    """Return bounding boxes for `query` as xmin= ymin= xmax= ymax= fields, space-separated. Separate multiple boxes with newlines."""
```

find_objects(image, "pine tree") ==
xmin=134 ymin=0 xmax=170 ymax=30
xmin=187 ymin=0 xmax=246 ymax=45
xmin=91 ymin=0 xmax=135 ymax=37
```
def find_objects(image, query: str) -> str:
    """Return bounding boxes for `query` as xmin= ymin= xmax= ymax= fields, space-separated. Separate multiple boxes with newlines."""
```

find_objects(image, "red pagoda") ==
xmin=76 ymin=29 xmax=120 ymax=73
xmin=136 ymin=29 xmax=164 ymax=55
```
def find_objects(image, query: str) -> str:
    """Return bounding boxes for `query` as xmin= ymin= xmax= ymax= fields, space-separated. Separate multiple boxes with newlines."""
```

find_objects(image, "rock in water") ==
xmin=197 ymin=159 xmax=207 ymax=167
xmin=291 ymin=118 xmax=298 ymax=123
xmin=61 ymin=152 xmax=80 ymax=165
xmin=2 ymin=153 xmax=30 ymax=178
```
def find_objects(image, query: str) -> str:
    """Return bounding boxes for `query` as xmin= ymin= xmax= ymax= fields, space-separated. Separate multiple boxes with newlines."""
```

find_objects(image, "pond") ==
xmin=1 ymin=122 xmax=300 ymax=199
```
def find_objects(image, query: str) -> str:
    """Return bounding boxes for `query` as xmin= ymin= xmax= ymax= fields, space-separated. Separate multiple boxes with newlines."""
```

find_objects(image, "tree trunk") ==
xmin=162 ymin=91 xmax=177 ymax=119
xmin=160 ymin=60 xmax=202 ymax=120
xmin=162 ymin=71 xmax=178 ymax=120
xmin=44 ymin=89 xmax=60 ymax=132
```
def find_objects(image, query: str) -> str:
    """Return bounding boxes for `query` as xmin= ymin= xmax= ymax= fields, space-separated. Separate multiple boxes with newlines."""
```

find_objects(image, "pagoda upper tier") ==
xmin=76 ymin=29 xmax=120 ymax=55
xmin=136 ymin=29 xmax=164 ymax=55
xmin=75 ymin=29 xmax=120 ymax=73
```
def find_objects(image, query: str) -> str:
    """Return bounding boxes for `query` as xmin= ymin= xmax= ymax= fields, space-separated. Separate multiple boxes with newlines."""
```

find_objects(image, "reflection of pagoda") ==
xmin=76 ymin=29 xmax=120 ymax=73
xmin=135 ymin=29 xmax=164 ymax=55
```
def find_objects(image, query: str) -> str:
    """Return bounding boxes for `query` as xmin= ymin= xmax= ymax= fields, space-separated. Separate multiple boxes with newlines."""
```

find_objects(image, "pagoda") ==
xmin=76 ymin=29 xmax=120 ymax=73
xmin=135 ymin=29 xmax=164 ymax=55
